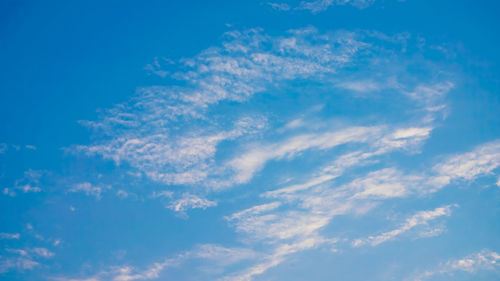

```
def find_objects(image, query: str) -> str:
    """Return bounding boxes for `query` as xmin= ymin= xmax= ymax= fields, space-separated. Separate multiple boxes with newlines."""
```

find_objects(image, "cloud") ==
xmin=0 ymin=143 xmax=37 ymax=154
xmin=433 ymin=140 xmax=500 ymax=183
xmin=0 ymin=143 xmax=6 ymax=154
xmin=55 ymin=244 xmax=256 ymax=281
xmin=228 ymin=126 xmax=382 ymax=184
xmin=296 ymin=0 xmax=375 ymax=13
xmin=0 ymin=233 xmax=20 ymax=240
xmin=3 ymin=169 xmax=48 ymax=196
xmin=166 ymin=193 xmax=217 ymax=213
xmin=267 ymin=2 xmax=291 ymax=11
xmin=150 ymin=190 xmax=173 ymax=199
xmin=70 ymin=182 xmax=109 ymax=200
xmin=1 ymin=247 xmax=55 ymax=274
xmin=66 ymin=26 xmax=471 ymax=280
xmin=16 ymin=184 xmax=42 ymax=193
xmin=0 ymin=257 xmax=39 ymax=273
xmin=352 ymin=205 xmax=455 ymax=247
xmin=25 ymin=145 xmax=37 ymax=150
xmin=116 ymin=190 xmax=129 ymax=199
xmin=32 ymin=248 xmax=55 ymax=258
xmin=144 ymin=57 xmax=171 ymax=78
xmin=412 ymin=249 xmax=500 ymax=280
xmin=194 ymin=244 xmax=257 ymax=266
xmin=336 ymin=79 xmax=382 ymax=93
xmin=76 ymin=28 xmax=374 ymax=188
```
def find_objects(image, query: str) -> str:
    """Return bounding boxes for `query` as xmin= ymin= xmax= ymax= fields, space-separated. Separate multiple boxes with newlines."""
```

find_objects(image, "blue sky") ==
xmin=1 ymin=0 xmax=500 ymax=280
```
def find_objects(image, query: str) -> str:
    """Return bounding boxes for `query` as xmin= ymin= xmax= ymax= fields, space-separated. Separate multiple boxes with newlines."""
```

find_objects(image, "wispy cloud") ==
xmin=267 ymin=2 xmax=291 ymax=11
xmin=70 ymin=182 xmax=110 ymax=200
xmin=64 ymin=25 xmax=483 ymax=281
xmin=0 ymin=233 xmax=20 ymax=240
xmin=294 ymin=0 xmax=376 ymax=13
xmin=166 ymin=193 xmax=217 ymax=213
xmin=31 ymin=248 xmax=55 ymax=258
xmin=3 ymin=169 xmax=47 ymax=196
xmin=411 ymin=249 xmax=500 ymax=281
xmin=0 ymin=257 xmax=39 ymax=274
xmin=0 ymin=143 xmax=6 ymax=154
xmin=433 ymin=140 xmax=500 ymax=183
xmin=54 ymin=244 xmax=257 ymax=281
xmin=228 ymin=126 xmax=382 ymax=184
xmin=75 ymin=28 xmax=376 ymax=190
xmin=1 ymin=247 xmax=55 ymax=274
xmin=352 ymin=205 xmax=455 ymax=247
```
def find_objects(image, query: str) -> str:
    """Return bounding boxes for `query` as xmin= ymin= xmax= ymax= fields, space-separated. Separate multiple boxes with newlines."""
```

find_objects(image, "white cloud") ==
xmin=221 ymin=237 xmax=335 ymax=281
xmin=7 ymin=169 xmax=46 ymax=194
xmin=16 ymin=184 xmax=42 ymax=193
xmin=267 ymin=2 xmax=291 ymax=11
xmin=228 ymin=126 xmax=382 ymax=184
xmin=1 ymin=247 xmax=55 ymax=274
xmin=167 ymin=193 xmax=217 ymax=213
xmin=194 ymin=244 xmax=257 ymax=266
xmin=76 ymin=28 xmax=371 ymax=188
xmin=65 ymin=26 xmax=472 ymax=281
xmin=25 ymin=145 xmax=37 ymax=150
xmin=70 ymin=182 xmax=109 ymax=200
xmin=0 ymin=143 xmax=7 ymax=154
xmin=32 ymin=248 xmax=55 ymax=258
xmin=336 ymin=79 xmax=381 ymax=93
xmin=109 ymin=253 xmax=187 ymax=281
xmin=150 ymin=190 xmax=173 ymax=198
xmin=0 ymin=257 xmax=39 ymax=273
xmin=412 ymin=249 xmax=500 ymax=281
xmin=0 ymin=232 xmax=20 ymax=240
xmin=56 ymin=245 xmax=256 ymax=281
xmin=433 ymin=140 xmax=500 ymax=183
xmin=2 ymin=187 xmax=15 ymax=197
xmin=116 ymin=190 xmax=129 ymax=199
xmin=144 ymin=57 xmax=171 ymax=78
xmin=352 ymin=205 xmax=455 ymax=247
xmin=296 ymin=0 xmax=375 ymax=13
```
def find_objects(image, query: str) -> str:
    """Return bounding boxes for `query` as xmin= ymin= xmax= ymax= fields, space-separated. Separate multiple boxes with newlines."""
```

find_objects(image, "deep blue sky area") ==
xmin=1 ymin=1 xmax=500 ymax=281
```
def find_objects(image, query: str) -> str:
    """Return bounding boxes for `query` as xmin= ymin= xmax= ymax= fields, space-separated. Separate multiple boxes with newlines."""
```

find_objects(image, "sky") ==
xmin=1 ymin=0 xmax=500 ymax=280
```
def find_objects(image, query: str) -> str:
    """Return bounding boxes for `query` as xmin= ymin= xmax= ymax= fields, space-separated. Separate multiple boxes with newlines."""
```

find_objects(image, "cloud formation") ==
xmin=352 ymin=205 xmax=455 ymax=247
xmin=412 ymin=249 xmax=500 ymax=280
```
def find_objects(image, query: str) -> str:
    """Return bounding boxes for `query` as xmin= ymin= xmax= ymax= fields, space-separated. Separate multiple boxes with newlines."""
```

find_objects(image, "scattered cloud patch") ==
xmin=267 ymin=2 xmax=291 ymax=11
xmin=70 ymin=182 xmax=110 ymax=200
xmin=268 ymin=0 xmax=377 ymax=14
xmin=433 ymin=140 xmax=500 ymax=184
xmin=0 ymin=257 xmax=39 ymax=274
xmin=352 ymin=205 xmax=455 ymax=247
xmin=412 ymin=249 xmax=500 ymax=280
xmin=32 ymin=248 xmax=55 ymax=258
xmin=0 ymin=233 xmax=20 ymax=240
xmin=116 ymin=190 xmax=129 ymax=199
xmin=167 ymin=193 xmax=217 ymax=213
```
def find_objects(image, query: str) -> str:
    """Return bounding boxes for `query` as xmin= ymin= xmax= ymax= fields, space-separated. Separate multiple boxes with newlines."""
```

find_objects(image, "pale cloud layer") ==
xmin=412 ymin=249 xmax=500 ymax=281
xmin=43 ymin=25 xmax=498 ymax=281
xmin=166 ymin=193 xmax=217 ymax=213
xmin=433 ymin=140 xmax=500 ymax=182
xmin=0 ymin=233 xmax=20 ymax=240
xmin=352 ymin=205 xmax=455 ymax=247
xmin=55 ymin=244 xmax=257 ymax=281
xmin=70 ymin=182 xmax=110 ymax=200
xmin=269 ymin=0 xmax=377 ymax=14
